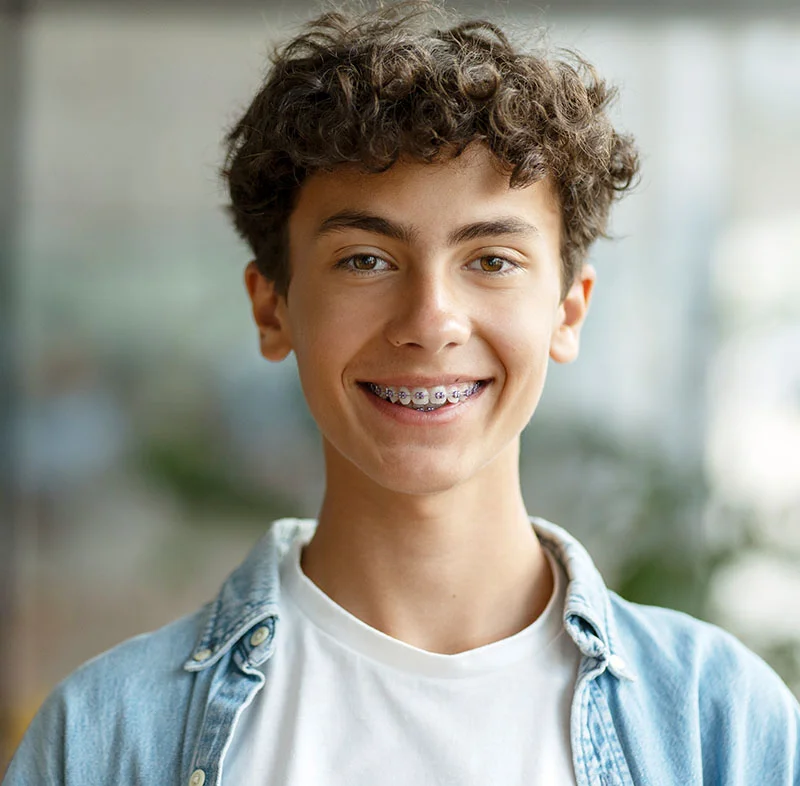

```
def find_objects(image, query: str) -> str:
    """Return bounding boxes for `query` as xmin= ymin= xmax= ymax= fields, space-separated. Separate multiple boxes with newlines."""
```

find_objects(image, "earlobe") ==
xmin=244 ymin=261 xmax=293 ymax=362
xmin=549 ymin=264 xmax=595 ymax=364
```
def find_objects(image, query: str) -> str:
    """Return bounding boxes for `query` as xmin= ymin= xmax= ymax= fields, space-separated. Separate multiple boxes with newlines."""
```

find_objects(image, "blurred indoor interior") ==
xmin=1 ymin=0 xmax=799 ymax=771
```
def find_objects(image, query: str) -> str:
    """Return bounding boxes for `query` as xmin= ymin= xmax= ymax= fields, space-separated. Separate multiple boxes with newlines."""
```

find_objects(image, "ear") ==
xmin=549 ymin=264 xmax=596 ymax=364
xmin=244 ymin=261 xmax=293 ymax=361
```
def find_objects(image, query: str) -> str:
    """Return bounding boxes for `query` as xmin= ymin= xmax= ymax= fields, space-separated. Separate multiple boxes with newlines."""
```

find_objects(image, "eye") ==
xmin=335 ymin=254 xmax=393 ymax=274
xmin=467 ymin=255 xmax=519 ymax=275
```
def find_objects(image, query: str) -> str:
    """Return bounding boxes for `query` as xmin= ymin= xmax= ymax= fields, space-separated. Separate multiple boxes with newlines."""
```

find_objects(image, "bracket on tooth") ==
xmin=412 ymin=388 xmax=430 ymax=406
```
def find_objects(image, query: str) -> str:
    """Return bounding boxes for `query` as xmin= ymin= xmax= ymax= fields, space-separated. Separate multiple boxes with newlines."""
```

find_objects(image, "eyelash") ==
xmin=334 ymin=254 xmax=521 ymax=276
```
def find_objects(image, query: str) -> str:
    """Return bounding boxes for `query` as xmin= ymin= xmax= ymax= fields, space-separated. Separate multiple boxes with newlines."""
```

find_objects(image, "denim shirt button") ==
xmin=189 ymin=769 xmax=206 ymax=786
xmin=250 ymin=626 xmax=270 ymax=647
xmin=193 ymin=648 xmax=212 ymax=663
xmin=608 ymin=654 xmax=627 ymax=673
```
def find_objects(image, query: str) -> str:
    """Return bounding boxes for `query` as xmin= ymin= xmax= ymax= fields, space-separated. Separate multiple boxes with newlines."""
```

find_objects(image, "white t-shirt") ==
xmin=224 ymin=539 xmax=581 ymax=785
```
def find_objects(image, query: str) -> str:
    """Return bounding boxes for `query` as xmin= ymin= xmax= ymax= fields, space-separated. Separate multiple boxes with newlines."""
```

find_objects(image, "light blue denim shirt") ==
xmin=5 ymin=518 xmax=800 ymax=786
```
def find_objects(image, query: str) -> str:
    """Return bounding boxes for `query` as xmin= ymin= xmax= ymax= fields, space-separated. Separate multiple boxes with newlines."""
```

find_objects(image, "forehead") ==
xmin=289 ymin=145 xmax=561 ymax=246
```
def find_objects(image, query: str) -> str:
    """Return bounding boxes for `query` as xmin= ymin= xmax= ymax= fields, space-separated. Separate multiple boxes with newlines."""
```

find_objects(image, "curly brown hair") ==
xmin=223 ymin=2 xmax=639 ymax=298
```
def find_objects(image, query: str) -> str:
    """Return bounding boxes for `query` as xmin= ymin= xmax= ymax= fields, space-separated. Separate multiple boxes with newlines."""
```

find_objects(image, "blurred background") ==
xmin=2 ymin=0 xmax=799 ymax=770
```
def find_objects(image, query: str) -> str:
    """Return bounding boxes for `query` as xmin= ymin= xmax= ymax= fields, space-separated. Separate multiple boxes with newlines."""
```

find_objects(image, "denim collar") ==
xmin=533 ymin=517 xmax=636 ymax=681
xmin=184 ymin=517 xmax=635 ymax=681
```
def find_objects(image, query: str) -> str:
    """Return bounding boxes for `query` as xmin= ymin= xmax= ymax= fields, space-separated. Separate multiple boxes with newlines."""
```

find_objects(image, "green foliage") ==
xmin=135 ymin=436 xmax=298 ymax=525
xmin=616 ymin=554 xmax=706 ymax=618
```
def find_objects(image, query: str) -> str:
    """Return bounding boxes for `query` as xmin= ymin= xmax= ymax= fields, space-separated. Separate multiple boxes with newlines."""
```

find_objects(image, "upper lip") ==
xmin=358 ymin=376 xmax=490 ymax=387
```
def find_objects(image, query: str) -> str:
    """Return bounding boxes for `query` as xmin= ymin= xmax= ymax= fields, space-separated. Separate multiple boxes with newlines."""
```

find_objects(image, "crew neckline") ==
xmin=279 ymin=538 xmax=568 ymax=679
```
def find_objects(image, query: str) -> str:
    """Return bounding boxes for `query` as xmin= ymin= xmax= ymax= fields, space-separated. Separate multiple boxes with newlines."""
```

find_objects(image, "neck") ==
xmin=300 ymin=442 xmax=553 ymax=654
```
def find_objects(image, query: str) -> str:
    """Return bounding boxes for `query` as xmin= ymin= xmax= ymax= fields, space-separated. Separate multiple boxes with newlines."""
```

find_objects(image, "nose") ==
xmin=383 ymin=267 xmax=471 ymax=353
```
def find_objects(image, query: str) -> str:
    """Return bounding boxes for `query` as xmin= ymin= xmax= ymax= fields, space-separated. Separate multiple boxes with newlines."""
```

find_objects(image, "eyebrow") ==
xmin=317 ymin=211 xmax=418 ymax=244
xmin=316 ymin=210 xmax=539 ymax=246
xmin=448 ymin=217 xmax=540 ymax=245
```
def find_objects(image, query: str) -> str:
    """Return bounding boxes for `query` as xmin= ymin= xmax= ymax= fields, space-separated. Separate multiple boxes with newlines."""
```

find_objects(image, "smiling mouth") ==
xmin=360 ymin=380 xmax=489 ymax=411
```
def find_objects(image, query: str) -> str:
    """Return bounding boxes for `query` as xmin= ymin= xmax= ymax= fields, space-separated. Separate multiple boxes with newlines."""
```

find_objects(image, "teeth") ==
xmin=446 ymin=385 xmax=461 ymax=404
xmin=367 ymin=381 xmax=482 ymax=410
xmin=411 ymin=388 xmax=429 ymax=406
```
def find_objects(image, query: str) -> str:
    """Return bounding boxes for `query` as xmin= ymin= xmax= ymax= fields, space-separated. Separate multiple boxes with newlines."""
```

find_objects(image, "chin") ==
xmin=364 ymin=459 xmax=470 ymax=497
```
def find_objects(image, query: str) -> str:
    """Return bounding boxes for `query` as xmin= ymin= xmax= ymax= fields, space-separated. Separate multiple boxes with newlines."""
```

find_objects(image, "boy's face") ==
xmin=246 ymin=144 xmax=594 ymax=496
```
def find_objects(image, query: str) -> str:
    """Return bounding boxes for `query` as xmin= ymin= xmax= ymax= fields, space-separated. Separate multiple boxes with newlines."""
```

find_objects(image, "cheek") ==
xmin=486 ymin=307 xmax=556 ymax=425
xmin=293 ymin=283 xmax=383 ymax=345
xmin=287 ymin=291 xmax=373 ymax=407
xmin=492 ymin=306 xmax=554 ymax=370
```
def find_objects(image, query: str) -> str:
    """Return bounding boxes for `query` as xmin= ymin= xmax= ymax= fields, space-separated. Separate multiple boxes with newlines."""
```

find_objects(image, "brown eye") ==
xmin=353 ymin=255 xmax=379 ymax=270
xmin=335 ymin=254 xmax=393 ymax=274
xmin=479 ymin=256 xmax=504 ymax=272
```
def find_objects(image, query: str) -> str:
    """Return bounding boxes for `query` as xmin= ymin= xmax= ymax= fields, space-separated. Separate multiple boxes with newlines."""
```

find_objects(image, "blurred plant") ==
xmin=135 ymin=435 xmax=298 ymax=525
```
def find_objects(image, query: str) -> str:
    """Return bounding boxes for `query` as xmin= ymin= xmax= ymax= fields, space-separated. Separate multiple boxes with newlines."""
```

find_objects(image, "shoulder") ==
xmin=606 ymin=593 xmax=800 ymax=781
xmin=58 ymin=604 xmax=207 ymax=708
xmin=4 ymin=608 xmax=209 ymax=786
xmin=609 ymin=591 xmax=792 ymax=697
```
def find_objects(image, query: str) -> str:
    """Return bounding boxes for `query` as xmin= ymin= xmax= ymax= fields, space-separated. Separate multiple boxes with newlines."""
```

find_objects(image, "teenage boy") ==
xmin=5 ymin=5 xmax=799 ymax=786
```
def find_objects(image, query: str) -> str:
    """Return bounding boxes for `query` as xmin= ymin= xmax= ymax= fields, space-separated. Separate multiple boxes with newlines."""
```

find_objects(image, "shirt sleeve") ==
xmin=3 ymin=687 xmax=69 ymax=786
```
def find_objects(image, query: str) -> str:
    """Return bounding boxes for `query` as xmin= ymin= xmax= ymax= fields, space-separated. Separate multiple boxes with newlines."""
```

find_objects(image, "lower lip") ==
xmin=358 ymin=382 xmax=490 ymax=425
